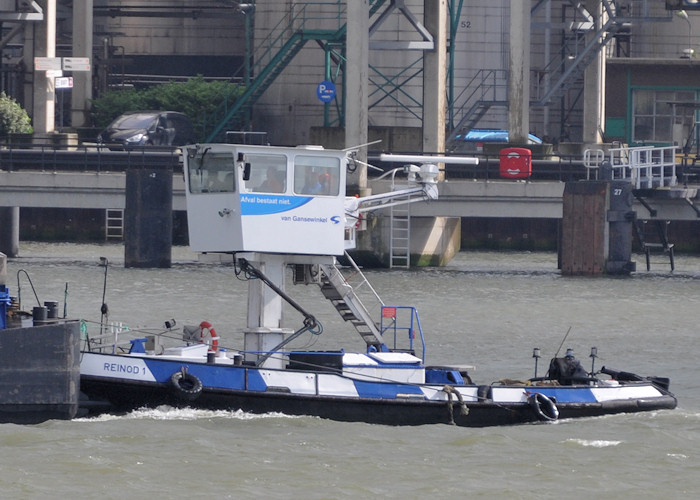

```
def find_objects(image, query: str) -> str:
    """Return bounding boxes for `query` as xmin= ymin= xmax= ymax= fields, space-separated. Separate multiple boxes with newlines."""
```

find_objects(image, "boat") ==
xmin=78 ymin=143 xmax=677 ymax=426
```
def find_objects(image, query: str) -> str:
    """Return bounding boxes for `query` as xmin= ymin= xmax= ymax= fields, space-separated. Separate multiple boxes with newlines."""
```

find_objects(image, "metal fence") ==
xmin=0 ymin=145 xmax=181 ymax=173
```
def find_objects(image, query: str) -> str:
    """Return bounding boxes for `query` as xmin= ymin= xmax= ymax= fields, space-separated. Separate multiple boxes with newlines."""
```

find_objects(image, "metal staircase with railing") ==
xmin=538 ymin=0 xmax=673 ymax=105
xmin=534 ymin=9 xmax=626 ymax=106
xmin=318 ymin=256 xmax=385 ymax=350
xmin=446 ymin=0 xmax=672 ymax=150
xmin=204 ymin=1 xmax=390 ymax=143
xmin=446 ymin=69 xmax=508 ymax=148
xmin=204 ymin=10 xmax=345 ymax=142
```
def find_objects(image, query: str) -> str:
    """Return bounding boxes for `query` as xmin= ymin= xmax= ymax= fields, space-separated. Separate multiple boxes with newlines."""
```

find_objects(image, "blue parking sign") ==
xmin=316 ymin=80 xmax=336 ymax=103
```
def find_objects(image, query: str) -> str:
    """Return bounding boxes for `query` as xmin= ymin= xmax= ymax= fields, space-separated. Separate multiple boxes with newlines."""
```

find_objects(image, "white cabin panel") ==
xmin=183 ymin=144 xmax=347 ymax=255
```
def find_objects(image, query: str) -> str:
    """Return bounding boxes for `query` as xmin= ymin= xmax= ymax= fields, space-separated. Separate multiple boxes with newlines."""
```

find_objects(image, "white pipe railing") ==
xmin=583 ymin=145 xmax=677 ymax=189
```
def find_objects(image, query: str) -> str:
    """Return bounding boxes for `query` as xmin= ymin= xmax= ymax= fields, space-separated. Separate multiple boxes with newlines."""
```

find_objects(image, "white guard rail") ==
xmin=583 ymin=145 xmax=677 ymax=189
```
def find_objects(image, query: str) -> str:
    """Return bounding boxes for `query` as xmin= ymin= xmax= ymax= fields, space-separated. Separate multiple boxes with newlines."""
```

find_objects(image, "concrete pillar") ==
xmin=71 ymin=0 xmax=93 ymax=128
xmin=421 ymin=0 xmax=457 ymax=267
xmin=352 ymin=214 xmax=461 ymax=268
xmin=561 ymin=181 xmax=635 ymax=275
xmin=582 ymin=0 xmax=606 ymax=144
xmin=0 ymin=207 xmax=20 ymax=258
xmin=423 ymin=0 xmax=447 ymax=155
xmin=31 ymin=0 xmax=57 ymax=134
xmin=345 ymin=0 xmax=369 ymax=195
xmin=124 ymin=166 xmax=172 ymax=268
xmin=0 ymin=321 xmax=81 ymax=423
xmin=508 ymin=0 xmax=530 ymax=144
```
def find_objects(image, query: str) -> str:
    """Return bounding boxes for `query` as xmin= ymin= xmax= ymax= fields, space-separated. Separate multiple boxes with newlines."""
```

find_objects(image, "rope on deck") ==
xmin=442 ymin=385 xmax=469 ymax=425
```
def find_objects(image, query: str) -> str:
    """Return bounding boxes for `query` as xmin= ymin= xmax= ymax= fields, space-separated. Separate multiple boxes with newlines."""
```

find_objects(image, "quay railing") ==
xmin=1 ymin=142 xmax=679 ymax=189
xmin=0 ymin=145 xmax=181 ymax=173
xmin=583 ymin=145 xmax=678 ymax=189
xmin=370 ymin=152 xmax=590 ymax=183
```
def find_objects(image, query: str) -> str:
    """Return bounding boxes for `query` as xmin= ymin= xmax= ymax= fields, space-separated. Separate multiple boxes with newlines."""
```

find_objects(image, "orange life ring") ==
xmin=199 ymin=321 xmax=219 ymax=352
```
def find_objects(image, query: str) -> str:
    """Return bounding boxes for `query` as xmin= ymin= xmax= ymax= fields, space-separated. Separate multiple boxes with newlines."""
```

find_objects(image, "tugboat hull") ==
xmin=80 ymin=352 xmax=676 ymax=427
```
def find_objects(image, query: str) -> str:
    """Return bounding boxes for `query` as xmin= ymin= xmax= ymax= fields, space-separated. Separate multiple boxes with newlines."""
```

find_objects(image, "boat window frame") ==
xmin=187 ymin=150 xmax=236 ymax=194
xmin=242 ymin=153 xmax=288 ymax=194
xmin=293 ymin=155 xmax=341 ymax=196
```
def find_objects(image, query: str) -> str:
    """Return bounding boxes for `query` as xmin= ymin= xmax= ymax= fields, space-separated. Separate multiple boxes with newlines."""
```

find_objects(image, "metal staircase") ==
xmin=446 ymin=1 xmax=672 ymax=149
xmin=447 ymin=8 xmax=623 ymax=148
xmin=537 ymin=0 xmax=673 ymax=105
xmin=204 ymin=1 xmax=398 ymax=142
xmin=318 ymin=256 xmax=385 ymax=350
xmin=203 ymin=35 xmax=305 ymax=142
xmin=535 ymin=16 xmax=623 ymax=105
xmin=446 ymin=69 xmax=508 ymax=149
xmin=204 ymin=5 xmax=348 ymax=142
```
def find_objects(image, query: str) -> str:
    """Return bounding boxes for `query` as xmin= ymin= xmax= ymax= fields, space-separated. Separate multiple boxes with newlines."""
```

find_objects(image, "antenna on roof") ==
xmin=343 ymin=139 xmax=382 ymax=152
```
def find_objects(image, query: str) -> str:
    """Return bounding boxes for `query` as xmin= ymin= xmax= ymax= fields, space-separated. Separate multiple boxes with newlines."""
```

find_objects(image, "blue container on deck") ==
xmin=0 ymin=285 xmax=10 ymax=329
xmin=425 ymin=367 xmax=465 ymax=385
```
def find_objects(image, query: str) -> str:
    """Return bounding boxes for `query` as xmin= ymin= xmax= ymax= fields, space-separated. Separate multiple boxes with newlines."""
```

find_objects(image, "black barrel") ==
xmin=32 ymin=306 xmax=48 ymax=325
xmin=44 ymin=301 xmax=59 ymax=319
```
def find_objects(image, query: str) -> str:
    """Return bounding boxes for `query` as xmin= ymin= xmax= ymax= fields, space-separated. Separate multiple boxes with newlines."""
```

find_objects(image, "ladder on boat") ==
xmin=389 ymin=202 xmax=410 ymax=268
xmin=319 ymin=254 xmax=385 ymax=349
xmin=105 ymin=209 xmax=124 ymax=241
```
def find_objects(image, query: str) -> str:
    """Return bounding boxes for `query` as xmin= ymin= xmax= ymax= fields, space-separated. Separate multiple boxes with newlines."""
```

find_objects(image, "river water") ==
xmin=1 ymin=243 xmax=698 ymax=499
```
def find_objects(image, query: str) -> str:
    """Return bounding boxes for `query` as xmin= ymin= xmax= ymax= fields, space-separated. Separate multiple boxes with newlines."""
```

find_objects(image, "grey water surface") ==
xmin=1 ymin=243 xmax=697 ymax=499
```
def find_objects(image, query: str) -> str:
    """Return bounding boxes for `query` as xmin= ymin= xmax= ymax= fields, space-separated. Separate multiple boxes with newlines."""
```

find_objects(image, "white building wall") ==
xmin=95 ymin=0 xmax=244 ymax=58
xmin=92 ymin=1 xmax=700 ymax=147
xmin=450 ymin=1 xmax=510 ymax=131
xmin=254 ymin=0 xmax=432 ymax=144
xmin=630 ymin=13 xmax=699 ymax=59
xmin=366 ymin=2 xmax=426 ymax=128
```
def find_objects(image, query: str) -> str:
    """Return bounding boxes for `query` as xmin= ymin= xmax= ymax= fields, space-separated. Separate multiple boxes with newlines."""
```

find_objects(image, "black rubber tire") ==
xmin=528 ymin=392 xmax=559 ymax=421
xmin=169 ymin=371 xmax=203 ymax=401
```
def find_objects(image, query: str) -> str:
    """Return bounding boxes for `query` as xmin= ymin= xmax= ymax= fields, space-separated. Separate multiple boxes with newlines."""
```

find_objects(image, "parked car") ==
xmin=452 ymin=128 xmax=543 ymax=153
xmin=98 ymin=111 xmax=195 ymax=149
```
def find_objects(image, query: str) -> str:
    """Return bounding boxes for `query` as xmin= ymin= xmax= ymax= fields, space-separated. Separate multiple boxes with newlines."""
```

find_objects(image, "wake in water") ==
xmin=75 ymin=406 xmax=306 ymax=422
xmin=564 ymin=438 xmax=622 ymax=448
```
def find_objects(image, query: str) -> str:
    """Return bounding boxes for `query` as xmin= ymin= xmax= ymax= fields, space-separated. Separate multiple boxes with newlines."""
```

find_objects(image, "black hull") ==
xmin=80 ymin=377 xmax=678 ymax=428
xmin=0 ymin=322 xmax=81 ymax=424
xmin=0 ymin=403 xmax=79 ymax=425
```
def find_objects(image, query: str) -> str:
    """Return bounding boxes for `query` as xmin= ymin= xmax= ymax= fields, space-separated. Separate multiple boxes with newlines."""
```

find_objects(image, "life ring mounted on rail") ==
xmin=199 ymin=321 xmax=219 ymax=352
xmin=528 ymin=392 xmax=559 ymax=422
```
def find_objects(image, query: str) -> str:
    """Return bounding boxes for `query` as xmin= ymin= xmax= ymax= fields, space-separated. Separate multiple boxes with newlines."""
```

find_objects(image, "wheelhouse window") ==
xmin=188 ymin=151 xmax=236 ymax=194
xmin=242 ymin=154 xmax=287 ymax=194
xmin=293 ymin=155 xmax=340 ymax=196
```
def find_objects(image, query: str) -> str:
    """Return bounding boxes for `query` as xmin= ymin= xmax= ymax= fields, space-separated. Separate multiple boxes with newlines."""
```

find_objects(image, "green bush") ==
xmin=90 ymin=88 xmax=151 ymax=127
xmin=0 ymin=92 xmax=33 ymax=136
xmin=91 ymin=77 xmax=245 ymax=142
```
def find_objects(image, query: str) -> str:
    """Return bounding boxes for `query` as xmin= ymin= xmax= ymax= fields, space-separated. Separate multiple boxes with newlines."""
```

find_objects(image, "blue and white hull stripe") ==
xmin=81 ymin=353 xmax=667 ymax=405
